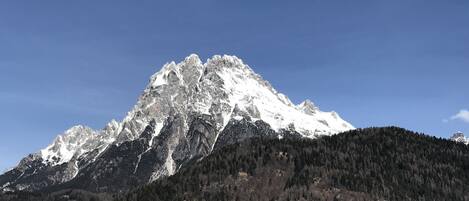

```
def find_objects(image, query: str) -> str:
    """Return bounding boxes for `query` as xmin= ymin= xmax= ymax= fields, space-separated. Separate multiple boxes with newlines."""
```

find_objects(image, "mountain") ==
xmin=450 ymin=132 xmax=469 ymax=145
xmin=4 ymin=127 xmax=469 ymax=201
xmin=0 ymin=54 xmax=353 ymax=193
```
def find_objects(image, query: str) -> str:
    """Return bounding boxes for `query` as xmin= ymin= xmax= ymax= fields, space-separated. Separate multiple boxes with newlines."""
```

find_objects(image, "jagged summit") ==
xmin=119 ymin=53 xmax=353 ymax=141
xmin=1 ymin=54 xmax=354 ymax=192
xmin=40 ymin=125 xmax=96 ymax=164
xmin=297 ymin=99 xmax=319 ymax=115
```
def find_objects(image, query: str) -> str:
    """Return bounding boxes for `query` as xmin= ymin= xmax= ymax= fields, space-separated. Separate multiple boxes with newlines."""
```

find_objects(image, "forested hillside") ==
xmin=2 ymin=127 xmax=469 ymax=201
xmin=120 ymin=127 xmax=469 ymax=201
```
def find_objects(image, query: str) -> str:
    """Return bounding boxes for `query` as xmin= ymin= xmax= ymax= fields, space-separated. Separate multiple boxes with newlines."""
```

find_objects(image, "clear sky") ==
xmin=0 ymin=0 xmax=468 ymax=172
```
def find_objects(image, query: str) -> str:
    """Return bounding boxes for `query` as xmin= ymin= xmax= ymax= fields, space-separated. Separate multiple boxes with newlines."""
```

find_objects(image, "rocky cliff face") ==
xmin=0 ymin=54 xmax=354 ymax=192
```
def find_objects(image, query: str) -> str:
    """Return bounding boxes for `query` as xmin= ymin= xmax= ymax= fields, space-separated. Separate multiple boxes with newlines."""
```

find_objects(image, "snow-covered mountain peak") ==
xmin=39 ymin=121 xmax=123 ymax=166
xmin=206 ymin=54 xmax=245 ymax=69
xmin=1 ymin=54 xmax=357 ymax=192
xmin=117 ymin=54 xmax=354 ymax=142
xmin=66 ymin=125 xmax=94 ymax=134
xmin=183 ymin=53 xmax=203 ymax=66
xmin=450 ymin=131 xmax=468 ymax=145
xmin=40 ymin=126 xmax=97 ymax=165
xmin=104 ymin=119 xmax=119 ymax=131
xmin=297 ymin=99 xmax=319 ymax=115
xmin=148 ymin=54 xmax=204 ymax=89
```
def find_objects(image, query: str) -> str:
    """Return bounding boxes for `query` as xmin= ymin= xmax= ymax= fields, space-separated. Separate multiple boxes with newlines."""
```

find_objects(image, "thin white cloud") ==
xmin=451 ymin=109 xmax=469 ymax=123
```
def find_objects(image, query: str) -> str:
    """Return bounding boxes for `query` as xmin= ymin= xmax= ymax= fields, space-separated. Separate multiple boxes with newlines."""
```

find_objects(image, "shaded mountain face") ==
xmin=119 ymin=127 xmax=469 ymax=201
xmin=0 ymin=54 xmax=353 ymax=193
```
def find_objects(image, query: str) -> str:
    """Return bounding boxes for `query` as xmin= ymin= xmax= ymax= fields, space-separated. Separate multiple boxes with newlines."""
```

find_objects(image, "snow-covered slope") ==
xmin=1 ymin=54 xmax=354 ymax=192
xmin=40 ymin=120 xmax=121 ymax=166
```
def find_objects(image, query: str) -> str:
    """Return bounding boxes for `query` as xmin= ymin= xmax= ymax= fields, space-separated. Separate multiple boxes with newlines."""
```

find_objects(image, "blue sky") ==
xmin=0 ymin=0 xmax=468 ymax=172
